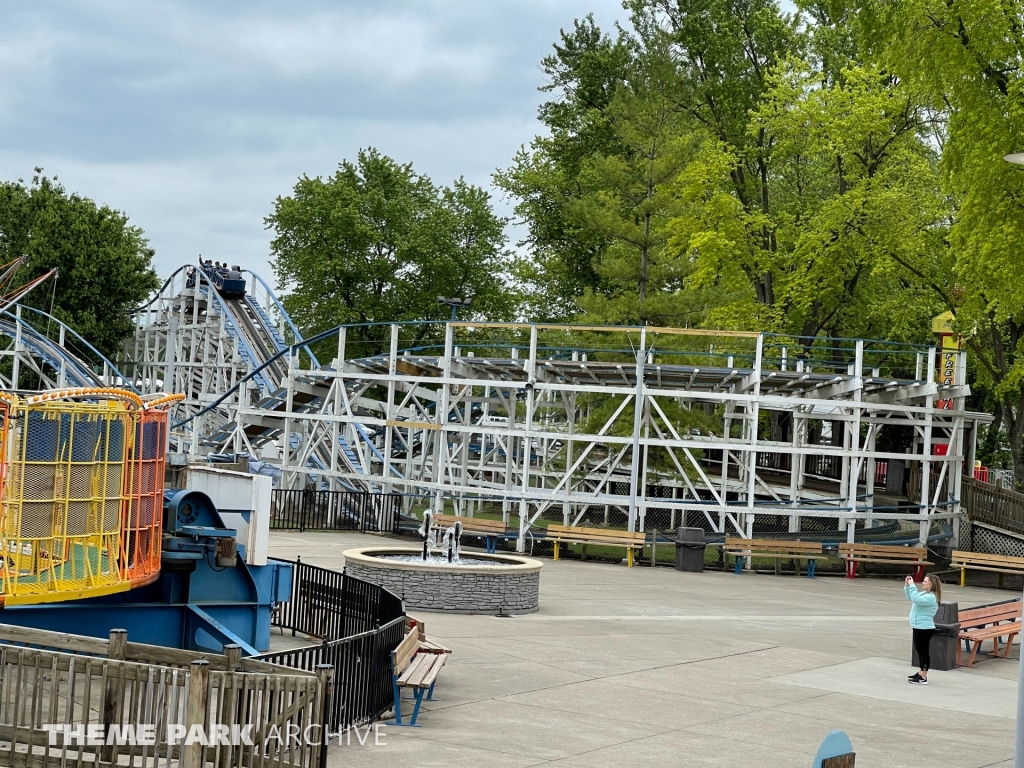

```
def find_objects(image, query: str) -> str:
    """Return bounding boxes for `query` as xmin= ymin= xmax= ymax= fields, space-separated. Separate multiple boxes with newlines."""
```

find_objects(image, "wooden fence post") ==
xmin=316 ymin=665 xmax=335 ymax=768
xmin=101 ymin=629 xmax=128 ymax=763
xmin=219 ymin=646 xmax=241 ymax=768
xmin=183 ymin=660 xmax=210 ymax=768
xmin=224 ymin=644 xmax=242 ymax=671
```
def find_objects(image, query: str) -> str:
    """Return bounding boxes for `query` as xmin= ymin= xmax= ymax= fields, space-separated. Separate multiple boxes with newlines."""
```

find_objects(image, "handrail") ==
xmin=131 ymin=264 xmax=273 ymax=396
xmin=192 ymin=274 xmax=274 ymax=393
xmin=242 ymin=269 xmax=320 ymax=367
xmin=134 ymin=263 xmax=319 ymax=392
xmin=131 ymin=265 xmax=186 ymax=313
xmin=170 ymin=319 xmax=452 ymax=430
xmin=0 ymin=317 xmax=98 ymax=387
xmin=172 ymin=323 xmax=341 ymax=429
xmin=172 ymin=315 xmax=951 ymax=431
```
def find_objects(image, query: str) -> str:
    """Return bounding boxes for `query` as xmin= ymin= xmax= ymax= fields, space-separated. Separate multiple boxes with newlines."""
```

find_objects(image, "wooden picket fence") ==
xmin=0 ymin=625 xmax=330 ymax=767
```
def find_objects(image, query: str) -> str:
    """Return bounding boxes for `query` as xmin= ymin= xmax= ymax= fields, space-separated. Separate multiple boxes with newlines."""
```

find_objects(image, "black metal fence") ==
xmin=261 ymin=557 xmax=406 ymax=732
xmin=271 ymin=489 xmax=401 ymax=534
xmin=272 ymin=556 xmax=405 ymax=640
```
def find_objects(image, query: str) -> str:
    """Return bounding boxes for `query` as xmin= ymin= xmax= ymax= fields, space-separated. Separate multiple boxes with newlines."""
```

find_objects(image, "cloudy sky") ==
xmin=0 ymin=1 xmax=628 ymax=278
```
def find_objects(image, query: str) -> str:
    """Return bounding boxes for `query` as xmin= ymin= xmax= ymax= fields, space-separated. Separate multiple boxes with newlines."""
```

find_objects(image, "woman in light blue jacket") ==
xmin=904 ymin=574 xmax=942 ymax=684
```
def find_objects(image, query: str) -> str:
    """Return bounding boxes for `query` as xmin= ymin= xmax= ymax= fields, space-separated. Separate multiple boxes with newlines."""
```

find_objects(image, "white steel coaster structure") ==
xmin=0 ymin=304 xmax=133 ymax=391
xmin=125 ymin=265 xmax=314 ymax=456
xmin=125 ymin=272 xmax=985 ymax=551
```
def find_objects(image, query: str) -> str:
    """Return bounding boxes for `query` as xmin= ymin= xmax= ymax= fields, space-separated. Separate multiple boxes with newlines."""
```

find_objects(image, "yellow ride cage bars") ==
xmin=0 ymin=389 xmax=156 ymax=606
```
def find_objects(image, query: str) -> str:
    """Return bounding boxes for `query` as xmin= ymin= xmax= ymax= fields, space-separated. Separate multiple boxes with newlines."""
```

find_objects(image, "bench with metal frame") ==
xmin=406 ymin=616 xmax=452 ymax=655
xmin=838 ymin=543 xmax=931 ymax=580
xmin=389 ymin=628 xmax=445 ymax=727
xmin=950 ymin=550 xmax=1024 ymax=588
xmin=546 ymin=524 xmax=647 ymax=567
xmin=724 ymin=537 xmax=824 ymax=577
xmin=433 ymin=514 xmax=511 ymax=554
xmin=957 ymin=599 xmax=1022 ymax=667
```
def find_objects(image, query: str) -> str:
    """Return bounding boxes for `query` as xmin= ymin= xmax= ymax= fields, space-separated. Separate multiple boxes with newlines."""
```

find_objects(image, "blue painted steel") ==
xmin=7 ymin=305 xmax=138 ymax=392
xmin=244 ymin=295 xmax=288 ymax=354
xmin=1 ymin=488 xmax=293 ymax=656
xmin=241 ymin=269 xmax=319 ymax=367
xmin=0 ymin=317 xmax=102 ymax=388
xmin=812 ymin=730 xmax=853 ymax=767
xmin=186 ymin=604 xmax=258 ymax=656
xmin=389 ymin=670 xmax=425 ymax=727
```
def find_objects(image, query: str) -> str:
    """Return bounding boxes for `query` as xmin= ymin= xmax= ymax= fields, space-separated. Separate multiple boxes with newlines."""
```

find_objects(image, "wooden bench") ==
xmin=433 ymin=514 xmax=511 ymax=554
xmin=957 ymin=600 xmax=1022 ymax=667
xmin=950 ymin=550 xmax=1024 ymax=588
xmin=838 ymin=543 xmax=932 ymax=580
xmin=406 ymin=616 xmax=452 ymax=655
xmin=724 ymin=538 xmax=824 ymax=578
xmin=389 ymin=628 xmax=445 ymax=727
xmin=547 ymin=524 xmax=647 ymax=567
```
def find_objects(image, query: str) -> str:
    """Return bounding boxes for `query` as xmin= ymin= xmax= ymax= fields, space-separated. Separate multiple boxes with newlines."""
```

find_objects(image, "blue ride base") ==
xmin=0 ymin=489 xmax=292 ymax=657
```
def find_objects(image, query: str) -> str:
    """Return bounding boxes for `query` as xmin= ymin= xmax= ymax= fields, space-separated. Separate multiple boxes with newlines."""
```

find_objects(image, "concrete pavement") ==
xmin=269 ymin=530 xmax=1018 ymax=768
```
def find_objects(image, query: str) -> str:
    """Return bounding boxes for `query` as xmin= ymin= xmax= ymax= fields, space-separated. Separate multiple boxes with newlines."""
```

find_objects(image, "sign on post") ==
xmin=813 ymin=730 xmax=854 ymax=767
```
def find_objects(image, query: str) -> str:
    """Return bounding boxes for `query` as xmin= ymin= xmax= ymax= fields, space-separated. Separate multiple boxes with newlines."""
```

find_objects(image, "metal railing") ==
xmin=262 ymin=558 xmax=406 ymax=733
xmin=270 ymin=557 xmax=404 ymax=642
xmin=271 ymin=489 xmax=401 ymax=534
xmin=260 ymin=617 xmax=405 ymax=734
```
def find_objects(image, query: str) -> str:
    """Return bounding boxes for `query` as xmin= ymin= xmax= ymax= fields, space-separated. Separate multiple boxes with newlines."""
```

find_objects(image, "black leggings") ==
xmin=913 ymin=628 xmax=935 ymax=671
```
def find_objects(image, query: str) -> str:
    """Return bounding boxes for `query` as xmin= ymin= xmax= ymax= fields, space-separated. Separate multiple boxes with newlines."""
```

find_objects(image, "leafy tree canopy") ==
xmin=500 ymin=0 xmax=945 ymax=346
xmin=268 ymin=149 xmax=516 ymax=354
xmin=836 ymin=0 xmax=1024 ymax=485
xmin=0 ymin=171 xmax=159 ymax=359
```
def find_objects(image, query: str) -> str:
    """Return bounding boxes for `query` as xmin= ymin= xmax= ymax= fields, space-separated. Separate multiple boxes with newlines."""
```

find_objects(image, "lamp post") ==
xmin=1003 ymin=151 xmax=1024 ymax=768
xmin=437 ymin=295 xmax=474 ymax=322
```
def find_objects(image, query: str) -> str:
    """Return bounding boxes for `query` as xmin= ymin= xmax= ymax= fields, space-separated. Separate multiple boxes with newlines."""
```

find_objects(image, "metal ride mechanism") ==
xmin=0 ymin=388 xmax=291 ymax=655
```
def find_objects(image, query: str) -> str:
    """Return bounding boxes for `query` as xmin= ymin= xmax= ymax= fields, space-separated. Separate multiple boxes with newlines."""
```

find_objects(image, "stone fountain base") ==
xmin=343 ymin=547 xmax=543 ymax=614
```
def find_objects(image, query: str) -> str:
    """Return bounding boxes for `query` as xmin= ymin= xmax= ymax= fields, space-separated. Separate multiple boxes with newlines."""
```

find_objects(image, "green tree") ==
xmin=843 ymin=0 xmax=1024 ymax=486
xmin=570 ymin=48 xmax=708 ymax=326
xmin=632 ymin=0 xmax=802 ymax=312
xmin=268 ymin=149 xmax=515 ymax=353
xmin=676 ymin=59 xmax=947 ymax=342
xmin=0 ymin=171 xmax=158 ymax=359
xmin=495 ymin=16 xmax=634 ymax=320
xmin=500 ymin=2 xmax=803 ymax=323
xmin=524 ymin=3 xmax=943 ymax=343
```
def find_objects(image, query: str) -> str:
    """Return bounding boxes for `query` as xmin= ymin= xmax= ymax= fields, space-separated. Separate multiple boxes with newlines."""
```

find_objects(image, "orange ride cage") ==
xmin=122 ymin=406 xmax=168 ymax=587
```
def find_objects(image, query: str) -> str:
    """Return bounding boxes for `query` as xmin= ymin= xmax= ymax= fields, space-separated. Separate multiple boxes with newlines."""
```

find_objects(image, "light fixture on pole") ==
xmin=1002 ymin=151 xmax=1024 ymax=768
xmin=437 ymin=294 xmax=474 ymax=322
